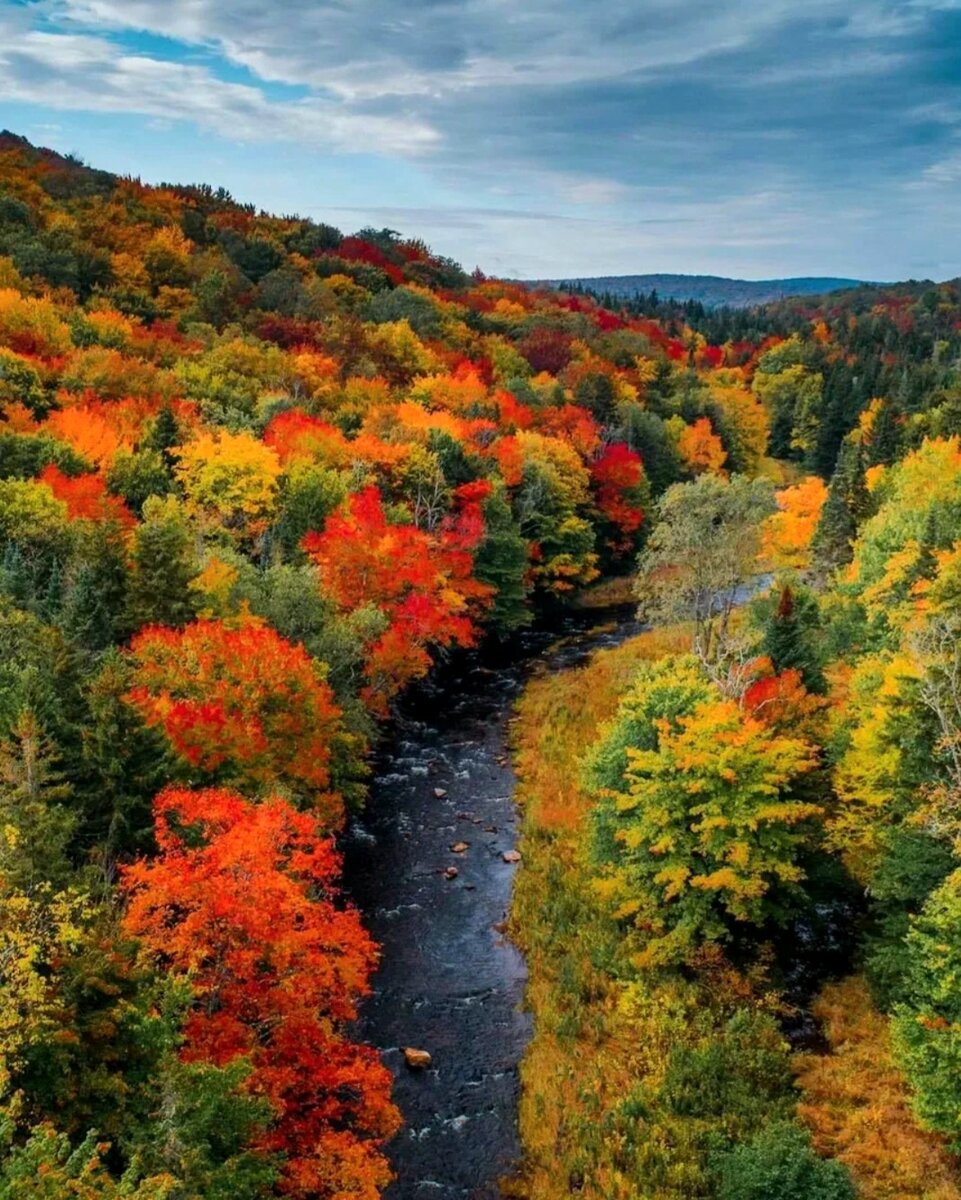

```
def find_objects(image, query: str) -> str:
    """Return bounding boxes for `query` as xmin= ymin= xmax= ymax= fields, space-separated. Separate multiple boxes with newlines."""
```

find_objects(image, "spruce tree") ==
xmin=812 ymin=438 xmax=870 ymax=576
xmin=62 ymin=564 xmax=113 ymax=651
xmin=144 ymin=404 xmax=181 ymax=470
xmin=474 ymin=486 xmax=531 ymax=636
xmin=127 ymin=495 xmax=198 ymax=630
xmin=42 ymin=557 xmax=63 ymax=620
xmin=0 ymin=542 xmax=33 ymax=607
xmin=761 ymin=584 xmax=826 ymax=693
xmin=0 ymin=708 xmax=74 ymax=890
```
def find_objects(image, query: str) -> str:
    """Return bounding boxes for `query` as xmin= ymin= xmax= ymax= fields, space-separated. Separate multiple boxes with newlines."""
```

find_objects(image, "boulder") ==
xmin=403 ymin=1047 xmax=432 ymax=1070
xmin=502 ymin=849 xmax=522 ymax=864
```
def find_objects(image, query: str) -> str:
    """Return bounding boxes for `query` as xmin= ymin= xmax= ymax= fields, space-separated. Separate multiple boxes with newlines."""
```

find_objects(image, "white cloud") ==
xmin=0 ymin=11 xmax=439 ymax=154
xmin=42 ymin=0 xmax=926 ymax=99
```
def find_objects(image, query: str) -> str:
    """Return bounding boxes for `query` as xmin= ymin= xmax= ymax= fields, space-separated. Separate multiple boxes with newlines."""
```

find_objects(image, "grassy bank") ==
xmin=507 ymin=625 xmax=812 ymax=1199
xmin=508 ymin=624 xmax=957 ymax=1200
xmin=795 ymin=976 xmax=960 ymax=1200
xmin=507 ymin=625 xmax=686 ymax=1198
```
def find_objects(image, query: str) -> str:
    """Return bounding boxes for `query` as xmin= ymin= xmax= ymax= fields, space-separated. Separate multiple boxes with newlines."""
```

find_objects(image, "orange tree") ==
xmin=122 ymin=786 xmax=399 ymax=1199
xmin=302 ymin=484 xmax=492 ymax=713
xmin=126 ymin=618 xmax=346 ymax=825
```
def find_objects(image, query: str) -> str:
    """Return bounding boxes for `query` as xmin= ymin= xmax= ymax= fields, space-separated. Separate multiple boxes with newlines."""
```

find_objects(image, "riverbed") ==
xmin=344 ymin=610 xmax=642 ymax=1200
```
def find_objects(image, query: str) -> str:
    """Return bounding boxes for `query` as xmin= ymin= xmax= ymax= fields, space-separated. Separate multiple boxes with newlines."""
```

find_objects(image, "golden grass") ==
xmin=506 ymin=624 xmax=689 ymax=1199
xmin=796 ymin=975 xmax=961 ymax=1200
xmin=572 ymin=574 xmax=637 ymax=611
xmin=512 ymin=624 xmax=689 ymax=831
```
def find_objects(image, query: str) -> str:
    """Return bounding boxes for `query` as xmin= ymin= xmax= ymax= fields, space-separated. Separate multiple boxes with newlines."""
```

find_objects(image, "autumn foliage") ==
xmin=122 ymin=787 xmax=399 ymax=1198
xmin=6 ymin=133 xmax=961 ymax=1197
xmin=38 ymin=464 xmax=135 ymax=529
xmin=127 ymin=618 xmax=344 ymax=823
xmin=303 ymin=484 xmax=492 ymax=712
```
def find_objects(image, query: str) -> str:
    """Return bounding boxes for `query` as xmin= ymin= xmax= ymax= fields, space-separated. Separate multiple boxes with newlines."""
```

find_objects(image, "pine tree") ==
xmin=0 ymin=708 xmax=74 ymax=891
xmin=126 ymin=495 xmax=198 ymax=630
xmin=42 ymin=557 xmax=63 ymax=621
xmin=812 ymin=439 xmax=870 ymax=576
xmin=761 ymin=584 xmax=826 ymax=693
xmin=0 ymin=542 xmax=33 ymax=608
xmin=75 ymin=652 xmax=174 ymax=864
xmin=62 ymin=564 xmax=113 ymax=651
xmin=144 ymin=404 xmax=181 ymax=471
xmin=474 ymin=486 xmax=531 ymax=636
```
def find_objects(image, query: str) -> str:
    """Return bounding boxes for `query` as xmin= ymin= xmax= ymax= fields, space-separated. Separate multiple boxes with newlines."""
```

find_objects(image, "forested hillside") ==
xmin=531 ymin=274 xmax=873 ymax=308
xmin=1 ymin=130 xmax=961 ymax=1199
xmin=510 ymin=273 xmax=961 ymax=1195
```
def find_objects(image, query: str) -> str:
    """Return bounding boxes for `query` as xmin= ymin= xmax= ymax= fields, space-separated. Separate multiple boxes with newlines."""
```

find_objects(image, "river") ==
xmin=344 ymin=608 xmax=642 ymax=1200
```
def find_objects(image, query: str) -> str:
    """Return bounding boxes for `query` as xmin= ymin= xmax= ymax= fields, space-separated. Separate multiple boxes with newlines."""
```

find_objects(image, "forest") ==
xmin=0 ymin=129 xmax=960 ymax=1198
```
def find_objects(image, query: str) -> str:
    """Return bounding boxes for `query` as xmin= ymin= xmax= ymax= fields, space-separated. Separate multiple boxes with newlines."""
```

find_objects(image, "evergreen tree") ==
xmin=62 ymin=564 xmax=113 ymax=652
xmin=126 ymin=495 xmax=198 ymax=630
xmin=75 ymin=652 xmax=175 ymax=863
xmin=0 ymin=708 xmax=74 ymax=891
xmin=42 ymin=557 xmax=62 ymax=621
xmin=62 ymin=529 xmax=129 ymax=650
xmin=760 ymin=584 xmax=826 ymax=693
xmin=811 ymin=438 xmax=870 ymax=576
xmin=474 ymin=485 xmax=531 ymax=636
xmin=0 ymin=542 xmax=32 ymax=608
xmin=143 ymin=405 xmax=181 ymax=471
xmin=864 ymin=399 xmax=902 ymax=468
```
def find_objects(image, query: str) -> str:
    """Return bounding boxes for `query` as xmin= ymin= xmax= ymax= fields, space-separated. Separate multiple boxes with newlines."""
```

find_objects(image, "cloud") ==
xmin=3 ymin=0 xmax=961 ymax=277
xmin=0 ymin=8 xmax=439 ymax=153
xmin=41 ymin=0 xmax=917 ymax=99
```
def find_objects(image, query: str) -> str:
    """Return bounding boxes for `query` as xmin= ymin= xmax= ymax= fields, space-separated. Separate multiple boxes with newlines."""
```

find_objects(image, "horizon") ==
xmin=1 ymin=2 xmax=959 ymax=280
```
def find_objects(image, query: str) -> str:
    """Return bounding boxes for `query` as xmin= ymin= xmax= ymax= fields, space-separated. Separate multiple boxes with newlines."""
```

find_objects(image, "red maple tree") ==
xmin=302 ymin=484 xmax=492 ymax=713
xmin=122 ymin=786 xmax=399 ymax=1199
xmin=127 ymin=618 xmax=344 ymax=824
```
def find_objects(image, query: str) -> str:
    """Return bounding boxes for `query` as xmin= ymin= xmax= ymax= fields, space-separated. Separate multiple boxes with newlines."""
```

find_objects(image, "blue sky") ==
xmin=1 ymin=0 xmax=960 ymax=280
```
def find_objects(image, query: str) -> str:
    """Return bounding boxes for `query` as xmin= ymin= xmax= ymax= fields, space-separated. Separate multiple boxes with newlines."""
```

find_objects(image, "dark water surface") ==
xmin=344 ymin=610 xmax=641 ymax=1200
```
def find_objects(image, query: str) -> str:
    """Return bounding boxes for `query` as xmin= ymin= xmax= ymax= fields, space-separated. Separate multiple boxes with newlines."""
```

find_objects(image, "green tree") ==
xmin=474 ymin=484 xmax=531 ymax=636
xmin=72 ymin=652 xmax=174 ymax=861
xmin=0 ymin=709 xmax=74 ymax=892
xmin=127 ymin=496 xmax=198 ymax=630
xmin=892 ymin=868 xmax=961 ymax=1149
xmin=636 ymin=473 xmax=775 ymax=670
xmin=274 ymin=462 xmax=346 ymax=560
xmin=122 ymin=1057 xmax=276 ymax=1200
xmin=714 ymin=1121 xmax=855 ymax=1200
xmin=587 ymin=658 xmax=818 ymax=964
xmin=0 ymin=1116 xmax=174 ymax=1199
xmin=812 ymin=436 xmax=872 ymax=577
xmin=106 ymin=449 xmax=171 ymax=516
xmin=143 ymin=406 xmax=181 ymax=471
xmin=757 ymin=584 xmax=826 ymax=693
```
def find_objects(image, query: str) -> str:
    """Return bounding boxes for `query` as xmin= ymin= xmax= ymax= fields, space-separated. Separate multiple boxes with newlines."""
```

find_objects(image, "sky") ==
xmin=1 ymin=1 xmax=960 ymax=281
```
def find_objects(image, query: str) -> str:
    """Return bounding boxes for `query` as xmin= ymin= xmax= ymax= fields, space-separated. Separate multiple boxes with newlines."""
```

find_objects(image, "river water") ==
xmin=344 ymin=609 xmax=641 ymax=1200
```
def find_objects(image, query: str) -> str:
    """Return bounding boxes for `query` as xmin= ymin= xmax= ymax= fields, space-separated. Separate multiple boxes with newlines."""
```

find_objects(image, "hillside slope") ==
xmin=531 ymin=272 xmax=877 ymax=307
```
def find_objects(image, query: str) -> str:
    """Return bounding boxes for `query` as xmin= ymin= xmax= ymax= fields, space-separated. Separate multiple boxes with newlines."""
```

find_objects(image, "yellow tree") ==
xmin=593 ymin=689 xmax=818 ymax=966
xmin=174 ymin=430 xmax=281 ymax=541
xmin=761 ymin=476 xmax=829 ymax=573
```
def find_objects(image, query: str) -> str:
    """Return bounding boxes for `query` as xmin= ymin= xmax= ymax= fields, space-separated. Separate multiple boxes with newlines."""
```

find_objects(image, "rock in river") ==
xmin=403 ymin=1047 xmax=433 ymax=1070
xmin=502 ymin=849 xmax=522 ymax=864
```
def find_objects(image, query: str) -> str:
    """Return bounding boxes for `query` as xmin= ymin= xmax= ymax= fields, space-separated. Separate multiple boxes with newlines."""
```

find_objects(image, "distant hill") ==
xmin=528 ymin=273 xmax=875 ymax=308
